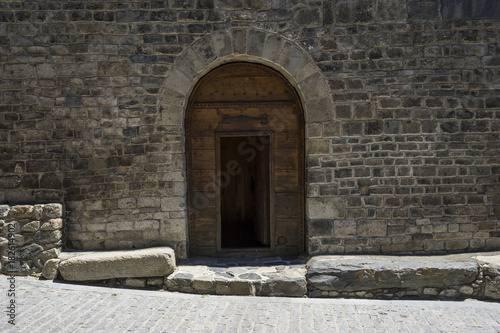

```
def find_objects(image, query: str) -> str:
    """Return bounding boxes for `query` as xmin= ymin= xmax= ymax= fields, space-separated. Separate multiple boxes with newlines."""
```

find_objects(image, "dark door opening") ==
xmin=219 ymin=135 xmax=270 ymax=248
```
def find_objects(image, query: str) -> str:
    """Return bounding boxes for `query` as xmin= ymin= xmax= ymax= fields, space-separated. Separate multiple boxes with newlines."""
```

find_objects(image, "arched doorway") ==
xmin=186 ymin=62 xmax=304 ymax=256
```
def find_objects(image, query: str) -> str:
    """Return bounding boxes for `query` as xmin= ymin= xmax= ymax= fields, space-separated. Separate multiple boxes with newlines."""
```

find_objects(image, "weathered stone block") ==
xmin=8 ymin=205 xmax=34 ymax=219
xmin=247 ymin=29 xmax=266 ymax=56
xmin=40 ymin=218 xmax=63 ymax=231
xmin=0 ymin=205 xmax=9 ymax=218
xmin=21 ymin=221 xmax=40 ymax=233
xmin=38 ymin=248 xmax=60 ymax=262
xmin=42 ymin=258 xmax=60 ymax=280
xmin=161 ymin=197 xmax=186 ymax=211
xmin=305 ymin=97 xmax=334 ymax=122
xmin=376 ymin=0 xmax=407 ymax=22
xmin=211 ymin=31 xmax=232 ymax=57
xmin=138 ymin=197 xmax=161 ymax=208
xmin=17 ymin=244 xmax=44 ymax=259
xmin=193 ymin=277 xmax=215 ymax=291
xmin=230 ymin=280 xmax=252 ymax=295
xmin=357 ymin=220 xmax=387 ymax=237
xmin=307 ymin=256 xmax=478 ymax=292
xmin=261 ymin=34 xmax=282 ymax=62
xmin=147 ymin=277 xmax=164 ymax=286
xmin=134 ymin=220 xmax=159 ymax=231
xmin=282 ymin=46 xmax=310 ymax=76
xmin=160 ymin=219 xmax=187 ymax=242
xmin=59 ymin=247 xmax=176 ymax=281
xmin=334 ymin=220 xmax=357 ymax=236
xmin=310 ymin=220 xmax=334 ymax=237
xmin=294 ymin=7 xmax=322 ymax=27
xmin=43 ymin=204 xmax=63 ymax=219
xmin=307 ymin=197 xmax=345 ymax=219
xmin=215 ymin=0 xmax=245 ymax=9
xmin=408 ymin=0 xmax=439 ymax=20
xmin=33 ymin=230 xmax=63 ymax=244
xmin=260 ymin=276 xmax=306 ymax=297
xmin=125 ymin=278 xmax=147 ymax=288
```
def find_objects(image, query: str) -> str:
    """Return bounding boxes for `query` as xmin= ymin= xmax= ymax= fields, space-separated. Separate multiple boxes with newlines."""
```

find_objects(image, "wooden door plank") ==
xmin=275 ymin=193 xmax=299 ymax=219
xmin=275 ymin=149 xmax=299 ymax=170
xmin=190 ymin=150 xmax=215 ymax=170
xmin=190 ymin=136 xmax=215 ymax=150
xmin=275 ymin=219 xmax=299 ymax=246
xmin=190 ymin=170 xmax=216 ymax=192
xmin=275 ymin=169 xmax=299 ymax=192
xmin=274 ymin=131 xmax=300 ymax=149
xmin=195 ymin=76 xmax=294 ymax=102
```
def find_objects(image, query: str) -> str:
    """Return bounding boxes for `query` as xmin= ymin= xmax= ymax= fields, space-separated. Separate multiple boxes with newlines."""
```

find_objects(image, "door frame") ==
xmin=215 ymin=130 xmax=276 ymax=253
xmin=185 ymin=62 xmax=305 ymax=256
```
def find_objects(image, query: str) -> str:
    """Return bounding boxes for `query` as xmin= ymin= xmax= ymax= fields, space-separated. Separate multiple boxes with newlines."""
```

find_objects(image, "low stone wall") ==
xmin=0 ymin=204 xmax=63 ymax=275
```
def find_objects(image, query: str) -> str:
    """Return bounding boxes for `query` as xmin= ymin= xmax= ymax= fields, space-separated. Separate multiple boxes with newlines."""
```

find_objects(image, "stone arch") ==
xmin=157 ymin=28 xmax=334 ymax=128
xmin=157 ymin=28 xmax=334 ymax=257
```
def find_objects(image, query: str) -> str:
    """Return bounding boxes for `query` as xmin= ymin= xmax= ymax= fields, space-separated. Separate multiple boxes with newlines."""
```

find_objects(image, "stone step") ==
xmin=306 ymin=252 xmax=500 ymax=299
xmin=58 ymin=247 xmax=176 ymax=281
xmin=165 ymin=257 xmax=307 ymax=297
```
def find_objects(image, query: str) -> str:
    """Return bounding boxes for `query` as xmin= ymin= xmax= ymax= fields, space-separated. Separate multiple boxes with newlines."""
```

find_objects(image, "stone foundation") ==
xmin=0 ymin=204 xmax=63 ymax=275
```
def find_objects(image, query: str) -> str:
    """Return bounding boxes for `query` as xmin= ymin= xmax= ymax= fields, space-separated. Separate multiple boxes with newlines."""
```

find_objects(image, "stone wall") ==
xmin=0 ymin=204 xmax=63 ymax=275
xmin=0 ymin=0 xmax=499 ymax=257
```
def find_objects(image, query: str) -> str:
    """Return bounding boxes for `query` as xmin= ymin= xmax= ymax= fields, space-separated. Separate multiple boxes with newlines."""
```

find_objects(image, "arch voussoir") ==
xmin=159 ymin=28 xmax=333 ymax=127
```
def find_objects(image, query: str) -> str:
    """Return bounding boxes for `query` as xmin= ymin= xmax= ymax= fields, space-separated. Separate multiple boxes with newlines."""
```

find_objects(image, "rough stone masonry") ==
xmin=0 ymin=0 xmax=499 ymax=260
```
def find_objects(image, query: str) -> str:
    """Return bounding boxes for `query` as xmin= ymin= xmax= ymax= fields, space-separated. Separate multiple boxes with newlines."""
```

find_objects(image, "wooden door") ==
xmin=186 ymin=63 xmax=304 ymax=256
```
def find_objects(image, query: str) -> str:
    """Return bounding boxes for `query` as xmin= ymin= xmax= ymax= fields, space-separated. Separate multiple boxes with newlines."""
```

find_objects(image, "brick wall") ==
xmin=0 ymin=0 xmax=499 ymax=257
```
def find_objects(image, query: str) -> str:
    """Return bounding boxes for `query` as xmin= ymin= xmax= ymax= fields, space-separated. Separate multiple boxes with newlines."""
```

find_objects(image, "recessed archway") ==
xmin=157 ymin=28 xmax=334 ymax=258
xmin=186 ymin=62 xmax=304 ymax=256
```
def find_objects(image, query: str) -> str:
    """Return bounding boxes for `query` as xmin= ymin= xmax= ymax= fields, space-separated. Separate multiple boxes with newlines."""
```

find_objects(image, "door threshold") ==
xmin=220 ymin=247 xmax=271 ymax=253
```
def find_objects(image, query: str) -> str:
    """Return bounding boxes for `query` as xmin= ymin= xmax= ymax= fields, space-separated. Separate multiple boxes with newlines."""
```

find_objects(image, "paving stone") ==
xmin=165 ymin=256 xmax=307 ymax=297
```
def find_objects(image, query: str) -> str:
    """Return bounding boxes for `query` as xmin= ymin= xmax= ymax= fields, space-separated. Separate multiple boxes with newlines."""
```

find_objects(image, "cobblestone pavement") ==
xmin=1 ymin=277 xmax=500 ymax=333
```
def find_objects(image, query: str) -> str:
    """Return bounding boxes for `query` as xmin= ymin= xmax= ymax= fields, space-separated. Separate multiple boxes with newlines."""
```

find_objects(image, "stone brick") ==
xmin=21 ymin=221 xmax=40 ymax=233
xmin=294 ymin=7 xmax=322 ymax=27
xmin=138 ymin=197 xmax=161 ymax=208
xmin=376 ymin=0 xmax=407 ymax=22
xmin=357 ymin=220 xmax=387 ymax=237
xmin=307 ymin=197 xmax=345 ymax=220
xmin=334 ymin=220 xmax=357 ymax=236
xmin=247 ymin=29 xmax=266 ymax=56
xmin=310 ymin=219 xmax=334 ymax=237
xmin=408 ymin=0 xmax=439 ymax=20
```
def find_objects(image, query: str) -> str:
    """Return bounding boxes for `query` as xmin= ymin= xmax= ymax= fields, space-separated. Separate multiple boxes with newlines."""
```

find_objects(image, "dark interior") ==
xmin=220 ymin=135 xmax=270 ymax=248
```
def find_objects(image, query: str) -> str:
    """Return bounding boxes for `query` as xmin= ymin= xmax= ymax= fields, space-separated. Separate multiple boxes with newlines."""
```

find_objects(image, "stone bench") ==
xmin=58 ymin=247 xmax=176 ymax=281
xmin=306 ymin=253 xmax=500 ymax=299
